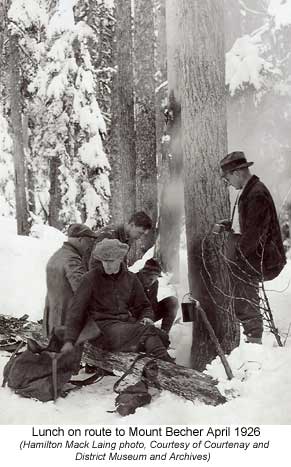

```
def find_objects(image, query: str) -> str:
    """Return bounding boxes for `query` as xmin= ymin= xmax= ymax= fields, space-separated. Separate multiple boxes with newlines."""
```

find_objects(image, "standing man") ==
xmin=217 ymin=151 xmax=286 ymax=343
xmin=61 ymin=239 xmax=173 ymax=362
xmin=89 ymin=211 xmax=152 ymax=267
xmin=136 ymin=259 xmax=178 ymax=334
xmin=43 ymin=224 xmax=97 ymax=338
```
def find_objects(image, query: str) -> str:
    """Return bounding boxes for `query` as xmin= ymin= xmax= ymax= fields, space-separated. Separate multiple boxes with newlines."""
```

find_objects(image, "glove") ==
xmin=219 ymin=219 xmax=232 ymax=228
xmin=213 ymin=219 xmax=232 ymax=234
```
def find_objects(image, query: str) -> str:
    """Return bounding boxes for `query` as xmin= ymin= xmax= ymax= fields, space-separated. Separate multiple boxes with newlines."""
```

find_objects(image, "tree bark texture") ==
xmin=134 ymin=0 xmax=158 ymax=256
xmin=158 ymin=0 xmax=184 ymax=278
xmin=0 ymin=314 xmax=225 ymax=406
xmin=154 ymin=0 xmax=167 ymax=160
xmin=108 ymin=0 xmax=136 ymax=225
xmin=48 ymin=156 xmax=64 ymax=230
xmin=178 ymin=0 xmax=239 ymax=370
xmin=9 ymin=33 xmax=30 ymax=235
xmin=22 ymin=115 xmax=36 ymax=215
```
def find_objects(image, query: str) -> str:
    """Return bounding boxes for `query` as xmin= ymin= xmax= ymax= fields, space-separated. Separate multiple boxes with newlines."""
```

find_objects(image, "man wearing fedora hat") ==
xmin=217 ymin=151 xmax=286 ymax=343
xmin=61 ymin=239 xmax=173 ymax=361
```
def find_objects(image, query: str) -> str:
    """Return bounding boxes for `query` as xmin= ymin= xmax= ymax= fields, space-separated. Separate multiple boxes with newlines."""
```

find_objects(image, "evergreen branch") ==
xmin=8 ymin=18 xmax=27 ymax=38
xmin=18 ymin=42 xmax=37 ymax=66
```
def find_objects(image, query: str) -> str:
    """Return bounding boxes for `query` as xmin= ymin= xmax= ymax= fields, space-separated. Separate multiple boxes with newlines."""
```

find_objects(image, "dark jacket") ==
xmin=43 ymin=239 xmax=88 ymax=337
xmin=136 ymin=272 xmax=159 ymax=315
xmin=64 ymin=263 xmax=154 ymax=343
xmin=236 ymin=175 xmax=286 ymax=279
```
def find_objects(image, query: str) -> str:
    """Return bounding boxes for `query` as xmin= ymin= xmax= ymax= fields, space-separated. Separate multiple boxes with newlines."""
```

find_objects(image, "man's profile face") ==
xmin=223 ymin=170 xmax=243 ymax=190
xmin=102 ymin=259 xmax=122 ymax=274
xmin=142 ymin=271 xmax=159 ymax=288
xmin=128 ymin=223 xmax=149 ymax=240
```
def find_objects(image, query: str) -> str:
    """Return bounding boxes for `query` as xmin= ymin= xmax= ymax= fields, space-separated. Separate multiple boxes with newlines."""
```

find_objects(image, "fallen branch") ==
xmin=0 ymin=314 xmax=226 ymax=406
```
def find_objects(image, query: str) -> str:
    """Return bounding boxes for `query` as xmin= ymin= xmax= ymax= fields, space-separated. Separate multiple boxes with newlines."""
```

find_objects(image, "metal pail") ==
xmin=181 ymin=293 xmax=198 ymax=322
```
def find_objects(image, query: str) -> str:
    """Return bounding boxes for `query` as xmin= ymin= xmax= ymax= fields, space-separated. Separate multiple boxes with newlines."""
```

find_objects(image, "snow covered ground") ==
xmin=0 ymin=217 xmax=291 ymax=425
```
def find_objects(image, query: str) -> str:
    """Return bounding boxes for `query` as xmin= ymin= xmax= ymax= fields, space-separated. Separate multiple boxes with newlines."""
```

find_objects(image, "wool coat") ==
xmin=236 ymin=175 xmax=286 ymax=280
xmin=43 ymin=239 xmax=88 ymax=338
xmin=64 ymin=263 xmax=155 ymax=352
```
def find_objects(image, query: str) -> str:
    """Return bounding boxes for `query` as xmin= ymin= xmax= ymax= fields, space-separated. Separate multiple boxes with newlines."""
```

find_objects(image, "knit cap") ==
xmin=92 ymin=238 xmax=129 ymax=261
xmin=142 ymin=258 xmax=162 ymax=275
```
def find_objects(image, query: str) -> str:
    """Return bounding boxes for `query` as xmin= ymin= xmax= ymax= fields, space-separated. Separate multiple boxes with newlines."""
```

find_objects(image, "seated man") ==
xmin=136 ymin=259 xmax=178 ymax=334
xmin=61 ymin=239 xmax=173 ymax=362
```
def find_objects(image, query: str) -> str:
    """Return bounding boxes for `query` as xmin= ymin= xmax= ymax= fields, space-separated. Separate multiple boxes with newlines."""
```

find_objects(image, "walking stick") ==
xmin=190 ymin=298 xmax=234 ymax=380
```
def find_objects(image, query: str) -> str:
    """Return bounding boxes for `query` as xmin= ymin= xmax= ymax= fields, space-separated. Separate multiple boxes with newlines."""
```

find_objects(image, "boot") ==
xmin=144 ymin=335 xmax=175 ymax=363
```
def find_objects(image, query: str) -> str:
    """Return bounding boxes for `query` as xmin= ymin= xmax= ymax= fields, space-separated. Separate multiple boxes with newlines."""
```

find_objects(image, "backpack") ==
xmin=2 ymin=336 xmax=77 ymax=402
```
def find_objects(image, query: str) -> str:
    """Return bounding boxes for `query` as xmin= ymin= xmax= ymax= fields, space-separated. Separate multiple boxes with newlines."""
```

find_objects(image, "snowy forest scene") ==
xmin=1 ymin=0 xmax=291 ymax=440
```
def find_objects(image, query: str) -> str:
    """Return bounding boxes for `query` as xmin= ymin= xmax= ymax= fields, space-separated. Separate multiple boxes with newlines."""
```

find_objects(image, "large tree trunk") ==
xmin=109 ymin=0 xmax=136 ymax=225
xmin=9 ymin=34 xmax=30 ymax=235
xmin=0 ymin=314 xmax=226 ymax=406
xmin=22 ymin=115 xmax=36 ymax=215
xmin=158 ymin=0 xmax=184 ymax=279
xmin=48 ymin=156 xmax=64 ymax=230
xmin=134 ymin=0 xmax=158 ymax=257
xmin=179 ymin=0 xmax=239 ymax=371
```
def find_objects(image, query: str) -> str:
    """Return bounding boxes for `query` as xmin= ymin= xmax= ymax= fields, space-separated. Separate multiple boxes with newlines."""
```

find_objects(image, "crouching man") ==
xmin=61 ymin=239 xmax=173 ymax=362
xmin=137 ymin=259 xmax=178 ymax=334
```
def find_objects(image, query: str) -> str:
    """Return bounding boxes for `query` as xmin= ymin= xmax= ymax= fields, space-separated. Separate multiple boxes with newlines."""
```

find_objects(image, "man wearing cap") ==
xmin=136 ymin=259 xmax=178 ymax=334
xmin=217 ymin=151 xmax=286 ymax=343
xmin=43 ymin=223 xmax=97 ymax=338
xmin=61 ymin=239 xmax=173 ymax=362
xmin=89 ymin=211 xmax=153 ymax=268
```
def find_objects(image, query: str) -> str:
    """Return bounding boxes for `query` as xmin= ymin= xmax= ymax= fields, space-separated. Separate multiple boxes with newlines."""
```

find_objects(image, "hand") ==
xmin=218 ymin=219 xmax=232 ymax=229
xmin=213 ymin=219 xmax=232 ymax=234
xmin=140 ymin=317 xmax=154 ymax=326
xmin=60 ymin=341 xmax=74 ymax=354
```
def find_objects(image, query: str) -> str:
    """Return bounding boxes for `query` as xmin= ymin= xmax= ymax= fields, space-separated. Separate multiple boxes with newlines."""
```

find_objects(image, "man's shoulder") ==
xmin=47 ymin=243 xmax=78 ymax=266
xmin=251 ymin=181 xmax=273 ymax=202
xmin=122 ymin=269 xmax=140 ymax=286
xmin=81 ymin=268 xmax=102 ymax=284
xmin=127 ymin=270 xmax=137 ymax=280
xmin=244 ymin=176 xmax=272 ymax=201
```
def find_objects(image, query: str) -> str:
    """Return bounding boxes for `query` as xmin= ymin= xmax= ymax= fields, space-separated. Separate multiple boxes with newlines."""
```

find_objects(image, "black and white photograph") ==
xmin=0 ymin=0 xmax=291 ymax=441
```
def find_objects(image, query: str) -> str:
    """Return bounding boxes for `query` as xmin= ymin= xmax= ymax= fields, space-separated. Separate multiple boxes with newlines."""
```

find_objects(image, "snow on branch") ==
xmin=268 ymin=0 xmax=291 ymax=29
xmin=8 ymin=0 xmax=48 ymax=32
xmin=226 ymin=33 xmax=281 ymax=96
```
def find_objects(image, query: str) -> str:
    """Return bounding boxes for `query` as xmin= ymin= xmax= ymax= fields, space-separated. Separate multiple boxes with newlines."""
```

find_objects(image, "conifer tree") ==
xmin=32 ymin=0 xmax=110 ymax=228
